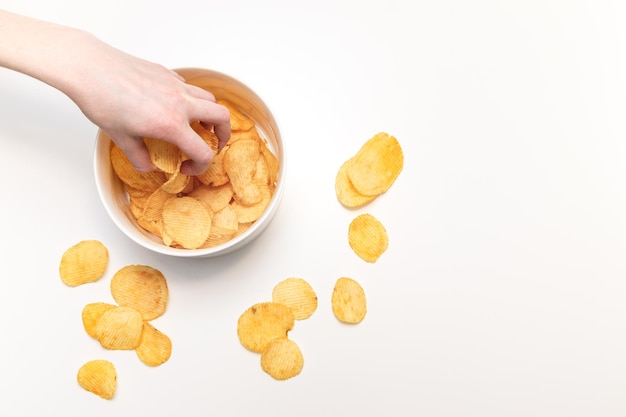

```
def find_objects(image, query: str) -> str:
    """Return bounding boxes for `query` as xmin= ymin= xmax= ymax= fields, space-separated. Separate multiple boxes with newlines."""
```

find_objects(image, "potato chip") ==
xmin=94 ymin=305 xmax=144 ymax=350
xmin=161 ymin=165 xmax=190 ymax=194
xmin=162 ymin=196 xmax=212 ymax=249
xmin=196 ymin=150 xmax=229 ymax=186
xmin=217 ymin=99 xmax=255 ymax=131
xmin=77 ymin=360 xmax=116 ymax=400
xmin=335 ymin=158 xmax=377 ymax=208
xmin=223 ymin=138 xmax=261 ymax=206
xmin=271 ymin=278 xmax=318 ymax=320
xmin=82 ymin=302 xmax=116 ymax=339
xmin=237 ymin=302 xmax=295 ymax=353
xmin=191 ymin=120 xmax=219 ymax=155
xmin=348 ymin=213 xmax=389 ymax=263
xmin=59 ymin=240 xmax=109 ymax=287
xmin=231 ymin=182 xmax=272 ymax=224
xmin=189 ymin=183 xmax=234 ymax=213
xmin=110 ymin=142 xmax=166 ymax=191
xmin=136 ymin=322 xmax=172 ymax=367
xmin=260 ymin=338 xmax=304 ymax=381
xmin=110 ymin=264 xmax=169 ymax=321
xmin=144 ymin=137 xmax=181 ymax=174
xmin=331 ymin=277 xmax=367 ymax=324
xmin=346 ymin=132 xmax=403 ymax=197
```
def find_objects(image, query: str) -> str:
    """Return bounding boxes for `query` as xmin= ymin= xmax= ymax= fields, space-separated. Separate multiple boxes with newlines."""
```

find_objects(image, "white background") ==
xmin=2 ymin=0 xmax=626 ymax=415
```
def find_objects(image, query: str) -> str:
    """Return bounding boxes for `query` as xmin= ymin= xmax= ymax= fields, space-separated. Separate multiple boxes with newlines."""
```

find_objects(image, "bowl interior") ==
xmin=94 ymin=68 xmax=285 ymax=258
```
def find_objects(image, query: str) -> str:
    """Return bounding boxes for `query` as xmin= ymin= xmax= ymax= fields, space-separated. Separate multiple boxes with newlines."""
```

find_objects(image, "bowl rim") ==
xmin=93 ymin=68 xmax=286 ymax=258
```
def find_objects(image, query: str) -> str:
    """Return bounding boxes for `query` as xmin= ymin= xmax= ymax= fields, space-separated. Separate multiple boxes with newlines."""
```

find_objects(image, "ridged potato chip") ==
xmin=136 ymin=322 xmax=172 ymax=367
xmin=77 ymin=360 xmax=116 ymax=400
xmin=217 ymin=99 xmax=255 ymax=131
xmin=335 ymin=158 xmax=377 ymax=208
xmin=223 ymin=138 xmax=262 ymax=206
xmin=272 ymin=278 xmax=318 ymax=320
xmin=94 ymin=306 xmax=144 ymax=350
xmin=347 ymin=132 xmax=403 ymax=197
xmin=162 ymin=196 xmax=212 ymax=249
xmin=145 ymin=137 xmax=181 ymax=174
xmin=110 ymin=265 xmax=169 ymax=321
xmin=110 ymin=142 xmax=166 ymax=192
xmin=260 ymin=338 xmax=304 ymax=381
xmin=331 ymin=277 xmax=367 ymax=324
xmin=59 ymin=240 xmax=109 ymax=287
xmin=348 ymin=213 xmax=389 ymax=263
xmin=237 ymin=302 xmax=295 ymax=353
xmin=82 ymin=302 xmax=116 ymax=339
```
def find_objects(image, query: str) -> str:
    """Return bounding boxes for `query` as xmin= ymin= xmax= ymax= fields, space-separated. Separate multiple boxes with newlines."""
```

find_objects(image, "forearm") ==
xmin=0 ymin=10 xmax=101 ymax=99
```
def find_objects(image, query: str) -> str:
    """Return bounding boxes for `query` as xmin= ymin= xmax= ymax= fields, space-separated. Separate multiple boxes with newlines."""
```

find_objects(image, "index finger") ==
xmin=188 ymin=99 xmax=231 ymax=152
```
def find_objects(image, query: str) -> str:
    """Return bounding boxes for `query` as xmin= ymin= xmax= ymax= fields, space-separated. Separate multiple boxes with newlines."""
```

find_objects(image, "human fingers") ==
xmin=174 ymin=124 xmax=216 ymax=176
xmin=187 ymin=99 xmax=231 ymax=151
xmin=112 ymin=135 xmax=156 ymax=173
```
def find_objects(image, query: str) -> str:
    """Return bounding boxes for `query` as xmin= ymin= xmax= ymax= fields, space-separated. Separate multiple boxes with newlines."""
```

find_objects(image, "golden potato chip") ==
xmin=200 ymin=205 xmax=238 ymax=248
xmin=110 ymin=264 xmax=169 ymax=321
xmin=335 ymin=158 xmax=377 ymax=208
xmin=77 ymin=359 xmax=116 ymax=400
xmin=136 ymin=322 xmax=172 ymax=367
xmin=271 ymin=278 xmax=318 ymax=320
xmin=94 ymin=305 xmax=144 ymax=350
xmin=110 ymin=142 xmax=166 ymax=191
xmin=189 ymin=183 xmax=234 ymax=213
xmin=237 ymin=302 xmax=295 ymax=353
xmin=348 ymin=213 xmax=389 ymax=263
xmin=191 ymin=120 xmax=219 ymax=155
xmin=196 ymin=150 xmax=229 ymax=186
xmin=347 ymin=132 xmax=403 ymax=197
xmin=223 ymin=138 xmax=262 ymax=206
xmin=144 ymin=137 xmax=181 ymax=174
xmin=59 ymin=240 xmax=109 ymax=287
xmin=331 ymin=277 xmax=367 ymax=324
xmin=217 ymin=99 xmax=255 ymax=132
xmin=260 ymin=338 xmax=304 ymax=381
xmin=82 ymin=302 xmax=116 ymax=339
xmin=228 ymin=127 xmax=262 ymax=144
xmin=231 ymin=182 xmax=272 ymax=224
xmin=161 ymin=165 xmax=190 ymax=194
xmin=162 ymin=196 xmax=212 ymax=249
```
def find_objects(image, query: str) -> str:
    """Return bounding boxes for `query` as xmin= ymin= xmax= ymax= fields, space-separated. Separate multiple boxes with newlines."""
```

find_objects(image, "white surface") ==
xmin=2 ymin=1 xmax=626 ymax=415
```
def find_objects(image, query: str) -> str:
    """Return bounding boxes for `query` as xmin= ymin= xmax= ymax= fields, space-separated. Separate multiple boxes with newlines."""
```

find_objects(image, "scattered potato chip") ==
xmin=347 ymin=132 xmax=403 ymax=197
xmin=331 ymin=277 xmax=367 ymax=324
xmin=94 ymin=306 xmax=144 ymax=350
xmin=82 ymin=302 xmax=116 ymax=339
xmin=59 ymin=240 xmax=109 ymax=287
xmin=335 ymin=158 xmax=377 ymax=208
xmin=237 ymin=302 xmax=295 ymax=353
xmin=110 ymin=265 xmax=169 ymax=321
xmin=136 ymin=322 xmax=172 ymax=367
xmin=162 ymin=196 xmax=212 ymax=249
xmin=260 ymin=338 xmax=304 ymax=381
xmin=348 ymin=213 xmax=389 ymax=263
xmin=77 ymin=360 xmax=116 ymax=400
xmin=272 ymin=278 xmax=318 ymax=320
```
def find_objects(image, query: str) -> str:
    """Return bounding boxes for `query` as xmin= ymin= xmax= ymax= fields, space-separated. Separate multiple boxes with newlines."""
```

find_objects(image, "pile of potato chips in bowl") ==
xmin=94 ymin=68 xmax=285 ymax=258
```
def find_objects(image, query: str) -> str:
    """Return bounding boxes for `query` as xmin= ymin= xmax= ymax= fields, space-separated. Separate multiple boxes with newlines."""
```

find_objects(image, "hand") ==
xmin=0 ymin=10 xmax=231 ymax=175
xmin=68 ymin=46 xmax=231 ymax=175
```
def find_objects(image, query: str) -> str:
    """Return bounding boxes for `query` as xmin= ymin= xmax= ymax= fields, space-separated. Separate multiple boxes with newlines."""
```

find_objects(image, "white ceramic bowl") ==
xmin=94 ymin=68 xmax=285 ymax=258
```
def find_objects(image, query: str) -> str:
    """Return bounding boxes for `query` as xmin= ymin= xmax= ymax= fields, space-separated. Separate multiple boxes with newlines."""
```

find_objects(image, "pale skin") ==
xmin=0 ymin=9 xmax=230 ymax=175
